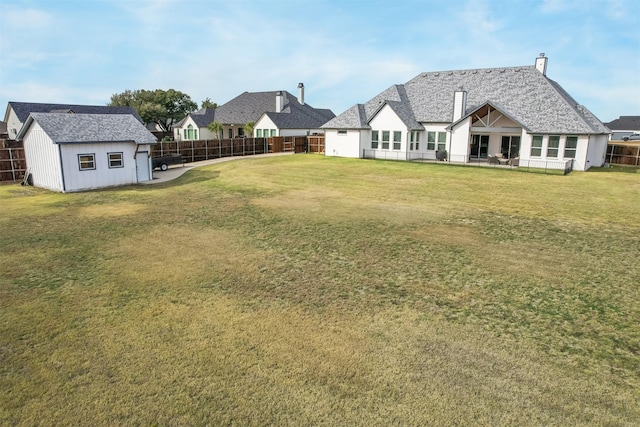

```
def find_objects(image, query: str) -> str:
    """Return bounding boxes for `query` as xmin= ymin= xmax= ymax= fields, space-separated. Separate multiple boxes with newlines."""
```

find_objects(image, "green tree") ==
xmin=200 ymin=98 xmax=218 ymax=109
xmin=108 ymin=89 xmax=197 ymax=132
xmin=243 ymin=121 xmax=255 ymax=137
xmin=207 ymin=121 xmax=224 ymax=139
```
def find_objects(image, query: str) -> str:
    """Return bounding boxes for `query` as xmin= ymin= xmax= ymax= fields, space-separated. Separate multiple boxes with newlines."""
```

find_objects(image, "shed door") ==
xmin=136 ymin=151 xmax=151 ymax=182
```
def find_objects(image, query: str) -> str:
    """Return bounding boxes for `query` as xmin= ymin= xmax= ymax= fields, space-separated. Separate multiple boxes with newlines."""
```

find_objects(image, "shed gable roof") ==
xmin=18 ymin=113 xmax=157 ymax=145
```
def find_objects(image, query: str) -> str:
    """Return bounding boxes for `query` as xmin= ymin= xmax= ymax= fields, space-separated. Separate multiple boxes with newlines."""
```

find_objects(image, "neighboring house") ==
xmin=322 ymin=55 xmax=610 ymax=171
xmin=17 ymin=113 xmax=157 ymax=192
xmin=173 ymin=83 xmax=335 ymax=140
xmin=3 ymin=102 xmax=143 ymax=140
xmin=604 ymin=116 xmax=640 ymax=141
xmin=0 ymin=120 xmax=8 ymax=140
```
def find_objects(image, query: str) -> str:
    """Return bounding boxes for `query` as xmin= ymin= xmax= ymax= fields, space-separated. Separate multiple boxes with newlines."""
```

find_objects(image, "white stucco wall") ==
xmin=324 ymin=129 xmax=365 ymax=158
xmin=174 ymin=116 xmax=218 ymax=141
xmin=519 ymin=133 xmax=597 ymax=171
xmin=367 ymin=105 xmax=409 ymax=160
xmin=254 ymin=115 xmax=278 ymax=137
xmin=22 ymin=122 xmax=64 ymax=192
xmin=585 ymin=134 xmax=608 ymax=170
xmin=449 ymin=119 xmax=471 ymax=163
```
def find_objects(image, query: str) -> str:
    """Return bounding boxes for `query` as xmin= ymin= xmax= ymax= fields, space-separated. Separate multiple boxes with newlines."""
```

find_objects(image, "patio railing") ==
xmin=362 ymin=149 xmax=574 ymax=175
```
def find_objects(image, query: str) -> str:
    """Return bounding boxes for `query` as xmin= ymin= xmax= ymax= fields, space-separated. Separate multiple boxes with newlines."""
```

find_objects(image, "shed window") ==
xmin=108 ymin=152 xmax=124 ymax=168
xmin=78 ymin=154 xmax=96 ymax=171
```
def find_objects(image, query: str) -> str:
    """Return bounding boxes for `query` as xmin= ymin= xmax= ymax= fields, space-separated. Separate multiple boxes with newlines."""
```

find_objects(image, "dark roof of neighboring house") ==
xmin=176 ymin=107 xmax=216 ymax=128
xmin=5 ymin=102 xmax=143 ymax=124
xmin=604 ymin=116 xmax=640 ymax=131
xmin=177 ymin=91 xmax=335 ymax=130
xmin=0 ymin=120 xmax=7 ymax=135
xmin=17 ymin=113 xmax=157 ymax=145
xmin=262 ymin=102 xmax=335 ymax=130
xmin=323 ymin=65 xmax=609 ymax=135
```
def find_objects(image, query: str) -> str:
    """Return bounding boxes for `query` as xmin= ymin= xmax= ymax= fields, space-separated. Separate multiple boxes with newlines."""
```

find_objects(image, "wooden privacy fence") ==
xmin=0 ymin=141 xmax=27 ymax=182
xmin=151 ymin=136 xmax=324 ymax=163
xmin=0 ymin=135 xmax=326 ymax=182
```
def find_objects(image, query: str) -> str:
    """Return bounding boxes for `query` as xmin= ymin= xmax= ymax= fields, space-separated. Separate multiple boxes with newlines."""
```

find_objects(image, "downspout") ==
xmin=58 ymin=144 xmax=67 ymax=192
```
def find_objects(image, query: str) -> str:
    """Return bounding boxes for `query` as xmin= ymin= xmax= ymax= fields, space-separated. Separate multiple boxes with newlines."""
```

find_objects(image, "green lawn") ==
xmin=1 ymin=155 xmax=639 ymax=425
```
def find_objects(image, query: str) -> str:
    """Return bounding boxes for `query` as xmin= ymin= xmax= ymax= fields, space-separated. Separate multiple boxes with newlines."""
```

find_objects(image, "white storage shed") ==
xmin=17 ymin=113 xmax=157 ymax=192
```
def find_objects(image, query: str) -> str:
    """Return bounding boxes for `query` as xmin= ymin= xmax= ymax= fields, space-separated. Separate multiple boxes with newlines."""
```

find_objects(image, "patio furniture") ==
xmin=510 ymin=157 xmax=520 ymax=167
xmin=488 ymin=155 xmax=499 ymax=165
xmin=496 ymin=154 xmax=510 ymax=165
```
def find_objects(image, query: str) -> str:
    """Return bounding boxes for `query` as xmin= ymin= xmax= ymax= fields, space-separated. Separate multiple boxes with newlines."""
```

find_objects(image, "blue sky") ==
xmin=1 ymin=0 xmax=638 ymax=123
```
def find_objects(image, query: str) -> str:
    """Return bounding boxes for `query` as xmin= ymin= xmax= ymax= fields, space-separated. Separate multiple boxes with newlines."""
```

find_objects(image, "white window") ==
xmin=427 ymin=132 xmax=436 ymax=150
xmin=564 ymin=136 xmax=577 ymax=159
xmin=256 ymin=129 xmax=262 ymax=137
xmin=371 ymin=131 xmax=379 ymax=149
xmin=531 ymin=135 xmax=543 ymax=157
xmin=547 ymin=135 xmax=560 ymax=158
xmin=411 ymin=131 xmax=420 ymax=150
xmin=437 ymin=132 xmax=447 ymax=152
xmin=382 ymin=131 xmax=390 ymax=149
xmin=271 ymin=129 xmax=276 ymax=137
xmin=393 ymin=131 xmax=401 ymax=150
xmin=78 ymin=154 xmax=95 ymax=171
xmin=184 ymin=124 xmax=197 ymax=140
xmin=108 ymin=152 xmax=123 ymax=168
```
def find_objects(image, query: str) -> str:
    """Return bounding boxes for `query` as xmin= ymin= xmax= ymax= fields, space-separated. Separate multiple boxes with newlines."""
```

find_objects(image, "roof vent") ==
xmin=297 ymin=82 xmax=305 ymax=105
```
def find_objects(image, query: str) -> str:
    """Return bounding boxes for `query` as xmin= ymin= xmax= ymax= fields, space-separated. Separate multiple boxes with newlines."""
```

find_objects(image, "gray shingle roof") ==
xmin=263 ymin=102 xmax=335 ymax=129
xmin=180 ymin=91 xmax=335 ymax=129
xmin=186 ymin=108 xmax=216 ymax=127
xmin=6 ymin=102 xmax=143 ymax=124
xmin=322 ymin=104 xmax=369 ymax=129
xmin=19 ymin=113 xmax=157 ymax=145
xmin=324 ymin=65 xmax=609 ymax=135
xmin=605 ymin=116 xmax=640 ymax=131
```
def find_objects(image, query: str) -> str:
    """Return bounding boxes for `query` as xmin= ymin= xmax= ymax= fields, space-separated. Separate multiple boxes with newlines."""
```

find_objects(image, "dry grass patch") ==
xmin=1 ymin=156 xmax=639 ymax=425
